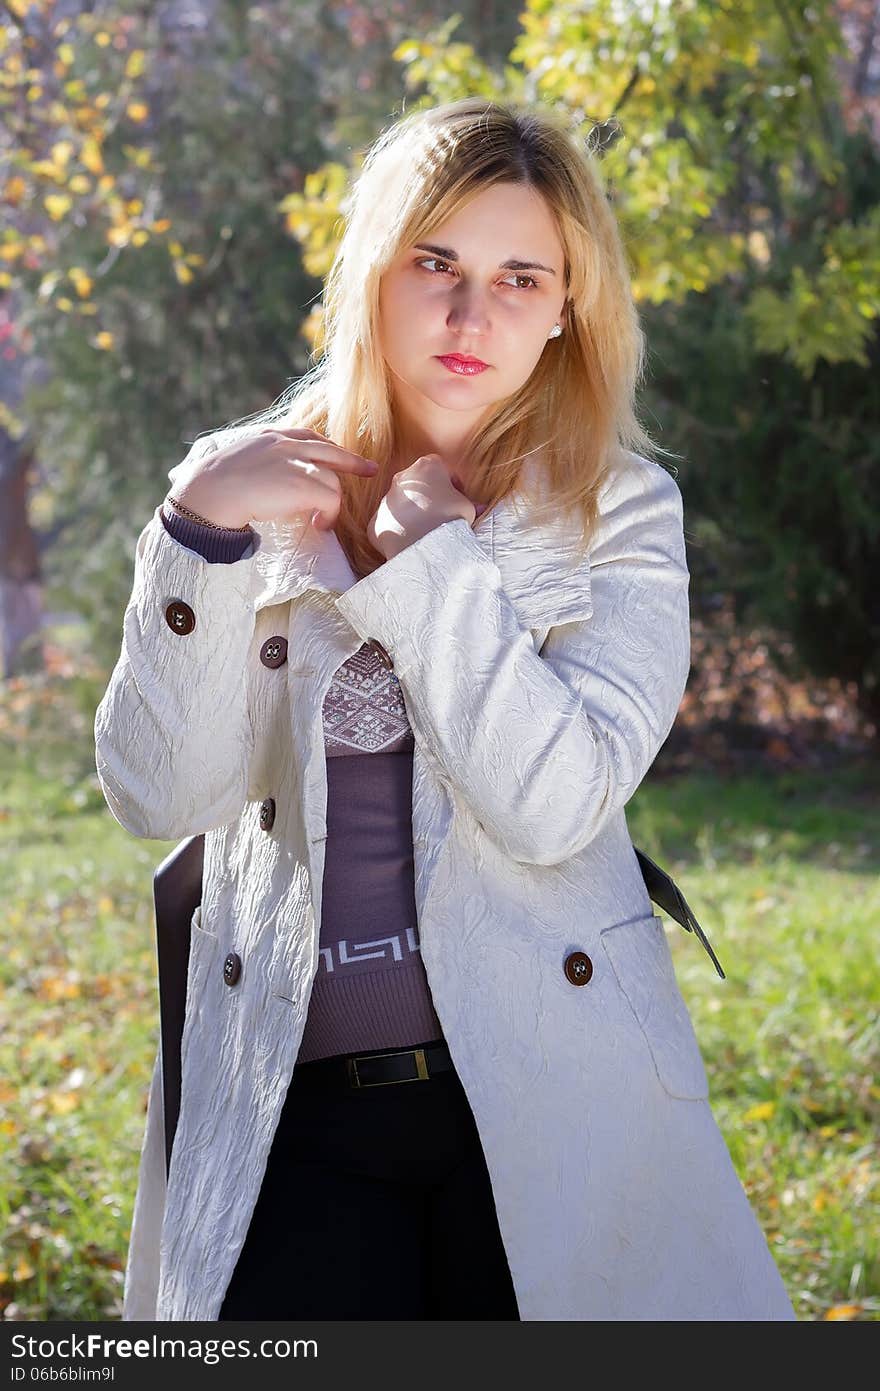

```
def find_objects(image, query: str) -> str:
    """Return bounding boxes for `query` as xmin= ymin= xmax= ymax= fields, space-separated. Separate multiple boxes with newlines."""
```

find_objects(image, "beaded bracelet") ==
xmin=164 ymin=492 xmax=252 ymax=532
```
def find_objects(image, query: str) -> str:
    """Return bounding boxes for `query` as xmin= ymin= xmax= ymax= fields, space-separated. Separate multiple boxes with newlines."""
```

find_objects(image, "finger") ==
xmin=298 ymin=468 xmax=343 ymax=513
xmin=273 ymin=434 xmax=379 ymax=475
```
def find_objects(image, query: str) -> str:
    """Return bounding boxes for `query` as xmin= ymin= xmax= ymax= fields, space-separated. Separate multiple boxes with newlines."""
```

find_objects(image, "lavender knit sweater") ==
xmin=160 ymin=504 xmax=444 ymax=1062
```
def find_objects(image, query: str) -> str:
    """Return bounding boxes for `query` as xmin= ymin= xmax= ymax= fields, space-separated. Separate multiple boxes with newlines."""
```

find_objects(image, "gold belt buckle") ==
xmin=346 ymin=1047 xmax=430 ymax=1088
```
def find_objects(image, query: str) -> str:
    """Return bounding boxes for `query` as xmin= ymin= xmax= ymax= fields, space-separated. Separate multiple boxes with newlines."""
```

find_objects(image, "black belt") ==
xmin=293 ymin=1039 xmax=454 ymax=1091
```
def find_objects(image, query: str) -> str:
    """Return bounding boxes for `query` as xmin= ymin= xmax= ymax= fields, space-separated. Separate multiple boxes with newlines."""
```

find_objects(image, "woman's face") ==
xmin=378 ymin=181 xmax=568 ymax=435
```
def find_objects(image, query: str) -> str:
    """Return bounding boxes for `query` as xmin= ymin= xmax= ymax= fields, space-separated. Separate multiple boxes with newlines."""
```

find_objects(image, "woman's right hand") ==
xmin=166 ymin=427 xmax=381 ymax=530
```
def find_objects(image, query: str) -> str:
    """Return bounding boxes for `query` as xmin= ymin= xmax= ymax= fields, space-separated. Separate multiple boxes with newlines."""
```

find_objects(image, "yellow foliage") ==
xmin=4 ymin=175 xmax=26 ymax=205
xmin=126 ymin=101 xmax=149 ymax=123
xmin=13 ymin=1259 xmax=34 ymax=1282
xmin=125 ymin=50 xmax=146 ymax=79
xmin=124 ymin=146 xmax=155 ymax=170
xmin=94 ymin=331 xmax=114 ymax=350
xmin=32 ymin=159 xmax=64 ymax=180
xmin=44 ymin=194 xmax=72 ymax=221
xmin=80 ymin=138 xmax=103 ymax=175
xmin=71 ymin=276 xmax=93 ymax=298
xmin=95 ymin=32 xmax=112 ymax=48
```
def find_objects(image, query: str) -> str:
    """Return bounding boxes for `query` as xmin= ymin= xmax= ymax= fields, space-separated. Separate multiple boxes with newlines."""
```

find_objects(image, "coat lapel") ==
xmin=249 ymin=487 xmax=594 ymax=632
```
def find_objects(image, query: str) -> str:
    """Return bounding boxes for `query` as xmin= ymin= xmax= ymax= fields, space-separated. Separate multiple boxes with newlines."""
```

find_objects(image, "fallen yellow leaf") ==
xmin=49 ymin=1090 xmax=80 ymax=1114
xmin=743 ymin=1101 xmax=776 ymax=1123
xmin=824 ymin=1304 xmax=862 ymax=1321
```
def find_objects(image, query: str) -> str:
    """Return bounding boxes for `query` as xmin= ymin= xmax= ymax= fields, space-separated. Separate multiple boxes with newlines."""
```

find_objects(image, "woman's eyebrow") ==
xmin=413 ymin=242 xmax=557 ymax=275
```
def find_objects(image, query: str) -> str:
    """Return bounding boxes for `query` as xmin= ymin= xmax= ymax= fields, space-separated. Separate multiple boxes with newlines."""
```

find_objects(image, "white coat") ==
xmin=94 ymin=443 xmax=796 ymax=1321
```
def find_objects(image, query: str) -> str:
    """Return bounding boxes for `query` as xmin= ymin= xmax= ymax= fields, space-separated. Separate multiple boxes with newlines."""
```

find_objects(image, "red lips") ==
xmin=437 ymin=354 xmax=490 ymax=376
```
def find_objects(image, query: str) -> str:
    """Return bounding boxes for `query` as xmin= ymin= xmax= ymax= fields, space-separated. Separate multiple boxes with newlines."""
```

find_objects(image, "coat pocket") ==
xmin=184 ymin=905 xmax=219 ymax=1013
xmin=190 ymin=903 xmax=217 ymax=938
xmin=599 ymin=912 xmax=709 ymax=1101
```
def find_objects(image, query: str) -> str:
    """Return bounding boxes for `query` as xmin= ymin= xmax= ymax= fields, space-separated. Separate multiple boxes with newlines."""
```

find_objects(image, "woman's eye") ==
xmin=416 ymin=258 xmax=538 ymax=291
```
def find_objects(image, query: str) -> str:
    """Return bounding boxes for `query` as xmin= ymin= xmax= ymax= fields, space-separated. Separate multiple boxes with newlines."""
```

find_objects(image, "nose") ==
xmin=446 ymin=283 xmax=491 ymax=337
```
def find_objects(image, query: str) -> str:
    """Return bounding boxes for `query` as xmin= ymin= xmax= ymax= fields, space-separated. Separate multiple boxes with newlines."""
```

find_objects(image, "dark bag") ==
xmin=153 ymin=834 xmax=204 ymax=1179
xmin=153 ymin=835 xmax=723 ymax=1177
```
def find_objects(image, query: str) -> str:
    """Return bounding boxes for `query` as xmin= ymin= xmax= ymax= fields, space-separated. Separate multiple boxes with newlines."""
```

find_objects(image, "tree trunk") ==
xmin=0 ymin=435 xmax=45 ymax=678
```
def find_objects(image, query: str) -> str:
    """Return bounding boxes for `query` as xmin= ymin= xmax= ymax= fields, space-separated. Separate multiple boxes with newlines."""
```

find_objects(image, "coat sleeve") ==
xmin=333 ymin=458 xmax=691 ymax=866
xmin=94 ymin=440 xmax=259 ymax=841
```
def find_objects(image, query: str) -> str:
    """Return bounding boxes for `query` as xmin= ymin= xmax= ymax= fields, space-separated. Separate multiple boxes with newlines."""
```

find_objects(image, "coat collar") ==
xmin=250 ymin=471 xmax=593 ymax=632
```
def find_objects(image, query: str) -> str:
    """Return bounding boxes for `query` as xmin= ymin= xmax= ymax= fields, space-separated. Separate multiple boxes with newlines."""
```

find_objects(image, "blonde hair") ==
xmin=203 ymin=96 xmax=679 ymax=579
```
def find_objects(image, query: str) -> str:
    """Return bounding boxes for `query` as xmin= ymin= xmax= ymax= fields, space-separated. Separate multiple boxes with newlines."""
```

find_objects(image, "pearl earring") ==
xmin=548 ymin=324 xmax=562 ymax=339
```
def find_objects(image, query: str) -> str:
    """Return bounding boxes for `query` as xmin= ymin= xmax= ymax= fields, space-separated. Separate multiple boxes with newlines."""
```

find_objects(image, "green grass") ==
xmin=0 ymin=672 xmax=877 ymax=1321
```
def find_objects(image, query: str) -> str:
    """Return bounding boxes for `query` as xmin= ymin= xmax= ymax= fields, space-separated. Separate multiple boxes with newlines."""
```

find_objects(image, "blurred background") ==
xmin=0 ymin=0 xmax=877 ymax=1321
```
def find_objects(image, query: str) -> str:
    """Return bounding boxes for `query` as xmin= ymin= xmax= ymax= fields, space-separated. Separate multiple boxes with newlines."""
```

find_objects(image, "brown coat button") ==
xmin=259 ymin=797 xmax=276 ymax=831
xmin=223 ymin=951 xmax=242 ymax=986
xmin=564 ymin=951 xmax=593 ymax=986
xmin=260 ymin=636 xmax=288 ymax=668
xmin=165 ymin=600 xmax=196 ymax=635
xmin=368 ymin=639 xmax=394 ymax=671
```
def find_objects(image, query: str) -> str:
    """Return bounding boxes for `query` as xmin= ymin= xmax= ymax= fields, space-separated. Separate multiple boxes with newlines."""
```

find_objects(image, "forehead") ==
xmin=415 ymin=182 xmax=563 ymax=256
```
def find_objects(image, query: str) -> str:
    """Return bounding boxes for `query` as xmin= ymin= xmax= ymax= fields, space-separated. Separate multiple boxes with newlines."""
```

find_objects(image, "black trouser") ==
xmin=217 ymin=1041 xmax=521 ymax=1320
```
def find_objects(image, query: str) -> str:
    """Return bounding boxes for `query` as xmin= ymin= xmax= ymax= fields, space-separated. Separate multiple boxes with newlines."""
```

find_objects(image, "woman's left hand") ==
xmin=367 ymin=454 xmax=488 ymax=562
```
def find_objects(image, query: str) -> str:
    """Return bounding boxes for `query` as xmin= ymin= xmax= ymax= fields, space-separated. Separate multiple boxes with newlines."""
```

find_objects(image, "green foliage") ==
xmin=747 ymin=204 xmax=880 ymax=370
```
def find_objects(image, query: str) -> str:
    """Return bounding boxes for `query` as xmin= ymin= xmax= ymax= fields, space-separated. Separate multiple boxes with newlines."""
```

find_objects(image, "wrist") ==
xmin=166 ymin=475 xmax=249 ymax=530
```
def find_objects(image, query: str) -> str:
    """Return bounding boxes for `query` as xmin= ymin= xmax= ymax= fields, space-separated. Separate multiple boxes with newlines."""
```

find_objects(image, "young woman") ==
xmin=95 ymin=96 xmax=796 ymax=1321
